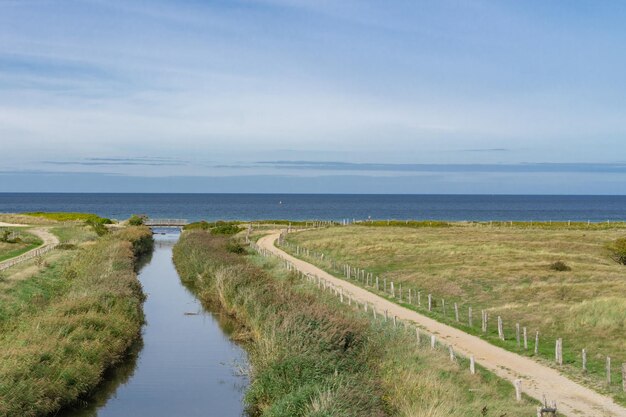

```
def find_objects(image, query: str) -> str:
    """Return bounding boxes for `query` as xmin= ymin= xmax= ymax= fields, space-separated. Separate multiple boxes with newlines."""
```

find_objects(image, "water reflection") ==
xmin=60 ymin=231 xmax=248 ymax=417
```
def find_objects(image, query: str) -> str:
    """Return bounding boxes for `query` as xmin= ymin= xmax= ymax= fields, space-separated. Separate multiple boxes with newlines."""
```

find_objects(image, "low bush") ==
xmin=550 ymin=260 xmax=571 ymax=271
xmin=210 ymin=221 xmax=242 ymax=235
xmin=128 ymin=214 xmax=146 ymax=226
xmin=606 ymin=238 xmax=626 ymax=265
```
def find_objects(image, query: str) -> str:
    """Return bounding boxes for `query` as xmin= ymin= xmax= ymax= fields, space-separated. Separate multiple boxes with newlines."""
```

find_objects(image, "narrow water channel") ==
xmin=61 ymin=232 xmax=248 ymax=417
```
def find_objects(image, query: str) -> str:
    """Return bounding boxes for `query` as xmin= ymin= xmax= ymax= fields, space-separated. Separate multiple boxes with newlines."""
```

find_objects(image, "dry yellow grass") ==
xmin=285 ymin=224 xmax=626 ymax=402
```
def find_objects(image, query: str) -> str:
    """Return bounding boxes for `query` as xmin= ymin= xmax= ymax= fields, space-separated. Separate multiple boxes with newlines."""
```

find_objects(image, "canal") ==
xmin=61 ymin=231 xmax=249 ymax=417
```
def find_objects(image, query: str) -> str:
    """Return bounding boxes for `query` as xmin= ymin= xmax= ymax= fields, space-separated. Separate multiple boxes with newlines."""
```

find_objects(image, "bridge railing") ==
xmin=144 ymin=219 xmax=189 ymax=226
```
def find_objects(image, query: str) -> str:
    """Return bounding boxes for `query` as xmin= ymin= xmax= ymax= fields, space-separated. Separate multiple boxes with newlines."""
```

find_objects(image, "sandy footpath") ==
xmin=258 ymin=232 xmax=626 ymax=417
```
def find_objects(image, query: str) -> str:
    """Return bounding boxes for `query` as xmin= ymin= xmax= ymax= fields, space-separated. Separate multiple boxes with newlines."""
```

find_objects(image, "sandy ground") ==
xmin=0 ymin=222 xmax=28 ymax=227
xmin=258 ymin=231 xmax=626 ymax=417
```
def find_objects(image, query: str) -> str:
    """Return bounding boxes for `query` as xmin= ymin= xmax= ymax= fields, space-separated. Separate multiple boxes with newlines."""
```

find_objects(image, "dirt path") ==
xmin=0 ymin=227 xmax=60 ymax=271
xmin=258 ymin=232 xmax=626 ymax=417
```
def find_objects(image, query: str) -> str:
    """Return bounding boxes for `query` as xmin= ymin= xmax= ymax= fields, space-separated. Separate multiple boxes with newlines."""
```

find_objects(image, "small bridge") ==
xmin=144 ymin=219 xmax=189 ymax=227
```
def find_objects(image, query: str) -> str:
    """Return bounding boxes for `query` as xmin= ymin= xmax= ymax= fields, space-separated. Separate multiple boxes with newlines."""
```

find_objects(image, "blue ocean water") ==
xmin=1 ymin=193 xmax=625 ymax=222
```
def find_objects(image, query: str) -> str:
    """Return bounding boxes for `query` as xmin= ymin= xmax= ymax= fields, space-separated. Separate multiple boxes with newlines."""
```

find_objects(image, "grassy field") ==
xmin=0 ymin=224 xmax=152 ymax=417
xmin=283 ymin=224 xmax=626 ymax=403
xmin=0 ymin=229 xmax=43 ymax=262
xmin=173 ymin=230 xmax=537 ymax=417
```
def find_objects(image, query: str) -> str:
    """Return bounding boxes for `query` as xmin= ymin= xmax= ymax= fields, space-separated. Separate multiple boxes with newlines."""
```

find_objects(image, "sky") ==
xmin=1 ymin=0 xmax=626 ymax=193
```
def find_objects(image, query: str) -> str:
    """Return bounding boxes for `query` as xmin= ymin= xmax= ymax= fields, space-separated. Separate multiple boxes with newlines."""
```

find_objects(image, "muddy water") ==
xmin=61 ymin=232 xmax=248 ymax=417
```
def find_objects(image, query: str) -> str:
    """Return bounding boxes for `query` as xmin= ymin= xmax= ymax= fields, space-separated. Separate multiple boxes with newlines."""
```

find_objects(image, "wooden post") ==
xmin=449 ymin=345 xmax=455 ymax=362
xmin=417 ymin=291 xmax=421 ymax=306
xmin=582 ymin=349 xmax=587 ymax=372
xmin=431 ymin=335 xmax=436 ymax=349
xmin=399 ymin=284 xmax=402 ymax=301
xmin=516 ymin=323 xmax=521 ymax=348
xmin=376 ymin=276 xmax=379 ymax=290
xmin=622 ymin=363 xmax=626 ymax=392
xmin=373 ymin=308 xmax=377 ymax=320
xmin=391 ymin=281 xmax=395 ymax=297
xmin=523 ymin=327 xmax=528 ymax=350
xmin=384 ymin=310 xmax=388 ymax=322
xmin=607 ymin=356 xmax=611 ymax=385
xmin=555 ymin=338 xmax=563 ymax=365
xmin=384 ymin=278 xmax=387 ymax=293
xmin=442 ymin=299 xmax=446 ymax=316
xmin=393 ymin=315 xmax=397 ymax=328
xmin=534 ymin=331 xmax=539 ymax=355
xmin=408 ymin=289 xmax=412 ymax=304
xmin=468 ymin=307 xmax=473 ymax=327
xmin=364 ymin=302 xmax=368 ymax=312
xmin=514 ymin=379 xmax=522 ymax=402
xmin=497 ymin=316 xmax=504 ymax=340
xmin=470 ymin=355 xmax=476 ymax=374
xmin=340 ymin=288 xmax=344 ymax=303
xmin=454 ymin=303 xmax=459 ymax=322
xmin=416 ymin=328 xmax=421 ymax=344
xmin=428 ymin=294 xmax=432 ymax=311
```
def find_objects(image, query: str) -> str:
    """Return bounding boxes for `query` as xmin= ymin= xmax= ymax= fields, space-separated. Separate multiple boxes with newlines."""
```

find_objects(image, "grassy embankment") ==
xmin=0 ymin=219 xmax=153 ymax=417
xmin=283 ymin=223 xmax=626 ymax=403
xmin=173 ymin=230 xmax=536 ymax=417
xmin=0 ymin=229 xmax=43 ymax=262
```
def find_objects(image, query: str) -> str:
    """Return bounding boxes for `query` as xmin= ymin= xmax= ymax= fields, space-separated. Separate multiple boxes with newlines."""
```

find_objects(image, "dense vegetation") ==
xmin=0 ymin=226 xmax=152 ymax=416
xmin=285 ymin=224 xmax=626 ymax=403
xmin=173 ymin=230 xmax=535 ymax=416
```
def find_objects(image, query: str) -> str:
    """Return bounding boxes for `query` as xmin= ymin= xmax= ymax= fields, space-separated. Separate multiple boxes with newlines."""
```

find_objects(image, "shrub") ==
xmin=184 ymin=221 xmax=210 ymax=231
xmin=211 ymin=221 xmax=242 ymax=236
xmin=226 ymin=240 xmax=246 ymax=254
xmin=606 ymin=238 xmax=626 ymax=265
xmin=550 ymin=261 xmax=571 ymax=271
xmin=128 ymin=215 xmax=146 ymax=226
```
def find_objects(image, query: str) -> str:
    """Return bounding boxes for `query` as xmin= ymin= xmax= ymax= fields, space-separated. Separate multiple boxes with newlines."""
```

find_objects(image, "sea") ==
xmin=1 ymin=193 xmax=625 ymax=223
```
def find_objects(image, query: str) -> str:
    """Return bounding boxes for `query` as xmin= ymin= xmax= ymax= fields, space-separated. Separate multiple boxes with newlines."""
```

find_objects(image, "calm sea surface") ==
xmin=1 ymin=193 xmax=626 ymax=222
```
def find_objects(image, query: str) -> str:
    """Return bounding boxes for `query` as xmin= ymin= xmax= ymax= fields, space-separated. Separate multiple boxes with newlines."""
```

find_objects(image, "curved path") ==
xmin=258 ymin=232 xmax=626 ymax=417
xmin=0 ymin=227 xmax=59 ymax=271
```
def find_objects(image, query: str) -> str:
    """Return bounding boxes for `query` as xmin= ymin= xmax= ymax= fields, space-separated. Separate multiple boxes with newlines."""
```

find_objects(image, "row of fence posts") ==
xmin=0 ymin=243 xmax=57 ymax=272
xmin=252 ymin=238 xmax=564 ymax=408
xmin=278 ymin=239 xmax=626 ymax=393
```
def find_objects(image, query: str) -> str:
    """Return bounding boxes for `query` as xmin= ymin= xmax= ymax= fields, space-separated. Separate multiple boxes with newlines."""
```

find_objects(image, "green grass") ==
xmin=283 ymin=224 xmax=626 ymax=404
xmin=24 ymin=212 xmax=112 ymax=224
xmin=0 ymin=229 xmax=43 ymax=262
xmin=173 ymin=230 xmax=537 ymax=417
xmin=0 ymin=226 xmax=153 ymax=417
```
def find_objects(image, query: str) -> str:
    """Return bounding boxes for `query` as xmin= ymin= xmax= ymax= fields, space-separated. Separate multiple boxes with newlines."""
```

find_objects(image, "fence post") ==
xmin=523 ymin=327 xmax=528 ymax=350
xmin=431 ymin=335 xmax=436 ymax=349
xmin=514 ymin=379 xmax=522 ymax=402
xmin=622 ymin=363 xmax=626 ymax=392
xmin=408 ymin=289 xmax=412 ymax=304
xmin=607 ymin=357 xmax=611 ymax=385
xmin=416 ymin=328 xmax=421 ymax=344
xmin=497 ymin=316 xmax=504 ymax=340
xmin=470 ymin=355 xmax=476 ymax=374
xmin=516 ymin=323 xmax=521 ymax=348
xmin=376 ymin=276 xmax=379 ymax=290
xmin=468 ymin=306 xmax=473 ymax=327
xmin=534 ymin=331 xmax=539 ymax=355
xmin=555 ymin=338 xmax=563 ymax=365
xmin=454 ymin=303 xmax=459 ymax=322
xmin=442 ymin=299 xmax=446 ymax=316
xmin=449 ymin=346 xmax=455 ymax=362
xmin=582 ymin=349 xmax=587 ymax=372
xmin=418 ymin=291 xmax=421 ymax=306
xmin=428 ymin=294 xmax=432 ymax=311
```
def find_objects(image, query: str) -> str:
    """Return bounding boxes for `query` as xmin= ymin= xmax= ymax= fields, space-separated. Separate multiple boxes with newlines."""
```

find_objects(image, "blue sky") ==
xmin=1 ymin=0 xmax=626 ymax=193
